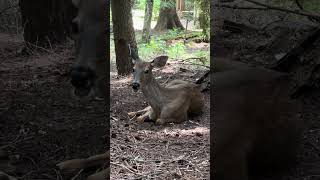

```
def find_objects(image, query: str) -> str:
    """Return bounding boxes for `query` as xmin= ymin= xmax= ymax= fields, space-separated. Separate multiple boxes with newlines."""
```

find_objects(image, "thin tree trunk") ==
xmin=154 ymin=0 xmax=184 ymax=31
xmin=111 ymin=0 xmax=139 ymax=76
xmin=142 ymin=0 xmax=153 ymax=43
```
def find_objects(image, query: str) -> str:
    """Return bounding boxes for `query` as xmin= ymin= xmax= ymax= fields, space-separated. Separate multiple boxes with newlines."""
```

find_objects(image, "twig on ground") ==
xmin=71 ymin=169 xmax=84 ymax=180
xmin=25 ymin=42 xmax=64 ymax=60
xmin=0 ymin=4 xmax=18 ymax=16
xmin=110 ymin=162 xmax=139 ymax=174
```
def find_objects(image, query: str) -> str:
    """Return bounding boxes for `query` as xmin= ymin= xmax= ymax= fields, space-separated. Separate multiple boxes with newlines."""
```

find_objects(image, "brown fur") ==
xmin=128 ymin=56 xmax=204 ymax=125
xmin=212 ymin=58 xmax=302 ymax=180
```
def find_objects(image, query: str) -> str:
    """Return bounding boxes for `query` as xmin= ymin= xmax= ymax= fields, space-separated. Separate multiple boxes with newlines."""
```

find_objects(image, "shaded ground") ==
xmin=0 ymin=33 xmax=107 ymax=179
xmin=213 ymin=22 xmax=320 ymax=179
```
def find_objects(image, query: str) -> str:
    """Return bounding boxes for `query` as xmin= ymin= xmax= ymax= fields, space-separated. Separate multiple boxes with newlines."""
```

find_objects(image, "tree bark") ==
xmin=111 ymin=0 xmax=139 ymax=76
xmin=198 ymin=0 xmax=210 ymax=39
xmin=211 ymin=0 xmax=224 ymax=36
xmin=142 ymin=0 xmax=153 ymax=43
xmin=154 ymin=0 xmax=184 ymax=31
xmin=19 ymin=0 xmax=76 ymax=46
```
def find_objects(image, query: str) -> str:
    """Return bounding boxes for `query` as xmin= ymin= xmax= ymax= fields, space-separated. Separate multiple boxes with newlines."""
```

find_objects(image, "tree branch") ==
xmin=243 ymin=0 xmax=320 ymax=20
xmin=294 ymin=0 xmax=320 ymax=23
xmin=214 ymin=4 xmax=268 ymax=11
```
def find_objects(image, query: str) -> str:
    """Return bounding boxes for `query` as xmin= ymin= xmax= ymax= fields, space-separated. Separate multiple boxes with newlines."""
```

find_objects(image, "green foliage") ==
xmin=134 ymin=0 xmax=161 ymax=20
xmin=194 ymin=0 xmax=210 ymax=40
xmin=165 ymin=42 xmax=186 ymax=59
xmin=162 ymin=28 xmax=183 ymax=39
xmin=160 ymin=0 xmax=176 ymax=9
xmin=138 ymin=38 xmax=166 ymax=59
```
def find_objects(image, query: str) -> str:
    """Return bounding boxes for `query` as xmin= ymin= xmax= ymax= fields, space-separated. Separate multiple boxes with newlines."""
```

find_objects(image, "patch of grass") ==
xmin=138 ymin=30 xmax=209 ymax=63
xmin=138 ymin=38 xmax=166 ymax=59
xmin=165 ymin=42 xmax=186 ymax=59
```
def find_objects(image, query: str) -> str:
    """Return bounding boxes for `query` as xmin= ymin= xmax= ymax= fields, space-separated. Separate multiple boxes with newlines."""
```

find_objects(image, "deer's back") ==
xmin=213 ymin=59 xmax=302 ymax=178
xmin=165 ymin=80 xmax=204 ymax=115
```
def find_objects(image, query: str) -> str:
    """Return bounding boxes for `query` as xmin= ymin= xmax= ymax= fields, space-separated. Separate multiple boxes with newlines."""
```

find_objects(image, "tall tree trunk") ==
xmin=154 ymin=0 xmax=184 ymax=31
xmin=19 ymin=0 xmax=76 ymax=46
xmin=142 ymin=0 xmax=153 ymax=43
xmin=111 ymin=0 xmax=138 ymax=76
xmin=198 ymin=0 xmax=210 ymax=40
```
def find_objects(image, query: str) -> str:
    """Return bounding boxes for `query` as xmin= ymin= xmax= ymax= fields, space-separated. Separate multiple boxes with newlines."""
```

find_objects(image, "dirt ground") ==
xmin=0 ymin=33 xmax=107 ymax=180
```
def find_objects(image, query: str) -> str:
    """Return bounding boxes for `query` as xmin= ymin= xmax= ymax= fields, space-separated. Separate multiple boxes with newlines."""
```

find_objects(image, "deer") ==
xmin=56 ymin=0 xmax=109 ymax=179
xmin=127 ymin=55 xmax=204 ymax=125
xmin=212 ymin=57 xmax=303 ymax=180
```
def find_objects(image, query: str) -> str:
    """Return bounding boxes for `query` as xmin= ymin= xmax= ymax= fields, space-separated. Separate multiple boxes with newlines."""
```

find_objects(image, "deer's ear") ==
xmin=132 ymin=57 xmax=141 ymax=65
xmin=72 ymin=0 xmax=81 ymax=7
xmin=150 ymin=56 xmax=168 ymax=68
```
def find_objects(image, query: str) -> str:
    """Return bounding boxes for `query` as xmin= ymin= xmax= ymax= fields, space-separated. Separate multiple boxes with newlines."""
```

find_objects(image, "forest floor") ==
xmin=0 ymin=33 xmax=107 ymax=180
xmin=213 ymin=21 xmax=320 ymax=180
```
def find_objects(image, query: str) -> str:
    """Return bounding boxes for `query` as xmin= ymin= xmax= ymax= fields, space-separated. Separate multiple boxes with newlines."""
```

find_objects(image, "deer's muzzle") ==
xmin=70 ymin=66 xmax=96 ymax=97
xmin=131 ymin=82 xmax=140 ymax=92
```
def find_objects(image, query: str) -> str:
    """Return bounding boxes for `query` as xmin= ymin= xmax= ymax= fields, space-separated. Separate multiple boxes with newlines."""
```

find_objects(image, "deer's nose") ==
xmin=70 ymin=66 xmax=95 ymax=88
xmin=132 ymin=82 xmax=140 ymax=90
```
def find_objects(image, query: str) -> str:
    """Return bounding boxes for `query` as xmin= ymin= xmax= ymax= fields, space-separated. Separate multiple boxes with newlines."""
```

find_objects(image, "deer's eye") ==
xmin=132 ymin=69 xmax=135 ymax=73
xmin=144 ymin=70 xmax=149 ymax=74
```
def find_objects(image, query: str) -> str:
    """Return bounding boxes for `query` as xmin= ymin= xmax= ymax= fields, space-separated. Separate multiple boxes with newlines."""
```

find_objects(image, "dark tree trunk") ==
xmin=211 ymin=0 xmax=224 ymax=36
xmin=19 ymin=0 xmax=76 ymax=46
xmin=111 ymin=0 xmax=138 ymax=76
xmin=154 ymin=0 xmax=184 ymax=31
xmin=142 ymin=0 xmax=153 ymax=43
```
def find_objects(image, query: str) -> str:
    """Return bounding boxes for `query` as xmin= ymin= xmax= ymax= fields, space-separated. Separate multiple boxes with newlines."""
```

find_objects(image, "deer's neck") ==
xmin=141 ymin=76 xmax=167 ymax=109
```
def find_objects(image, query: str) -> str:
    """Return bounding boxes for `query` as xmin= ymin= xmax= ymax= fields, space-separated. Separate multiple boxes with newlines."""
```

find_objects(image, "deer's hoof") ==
xmin=155 ymin=118 xmax=165 ymax=125
xmin=136 ymin=116 xmax=145 ymax=123
xmin=128 ymin=112 xmax=136 ymax=118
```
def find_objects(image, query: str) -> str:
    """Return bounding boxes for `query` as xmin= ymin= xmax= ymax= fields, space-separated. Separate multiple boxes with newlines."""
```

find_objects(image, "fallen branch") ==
xmin=214 ymin=4 xmax=267 ymax=11
xmin=271 ymin=28 xmax=320 ymax=72
xmin=223 ymin=20 xmax=258 ymax=33
xmin=195 ymin=70 xmax=210 ymax=84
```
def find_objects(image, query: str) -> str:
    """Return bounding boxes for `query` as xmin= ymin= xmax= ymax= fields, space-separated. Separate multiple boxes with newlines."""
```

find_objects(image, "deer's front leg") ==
xmin=128 ymin=106 xmax=151 ymax=118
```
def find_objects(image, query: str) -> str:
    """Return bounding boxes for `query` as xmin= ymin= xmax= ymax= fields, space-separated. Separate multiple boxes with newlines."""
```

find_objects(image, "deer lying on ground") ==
xmin=127 ymin=55 xmax=204 ymax=125
xmin=212 ymin=58 xmax=302 ymax=180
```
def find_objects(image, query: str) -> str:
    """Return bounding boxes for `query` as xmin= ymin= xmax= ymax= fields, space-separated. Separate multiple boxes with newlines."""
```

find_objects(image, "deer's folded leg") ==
xmin=87 ymin=168 xmax=109 ymax=180
xmin=157 ymin=96 xmax=189 ymax=124
xmin=128 ymin=106 xmax=151 ymax=118
xmin=57 ymin=152 xmax=109 ymax=170
xmin=136 ymin=109 xmax=152 ymax=123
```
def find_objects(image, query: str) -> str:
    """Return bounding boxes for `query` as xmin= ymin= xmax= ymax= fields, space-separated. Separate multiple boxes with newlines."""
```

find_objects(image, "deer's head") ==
xmin=131 ymin=56 xmax=168 ymax=92
xmin=69 ymin=0 xmax=107 ymax=98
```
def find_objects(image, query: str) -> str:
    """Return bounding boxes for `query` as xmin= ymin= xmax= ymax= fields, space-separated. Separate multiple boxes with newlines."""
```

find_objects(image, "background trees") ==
xmin=19 ymin=0 xmax=76 ymax=46
xmin=111 ymin=0 xmax=139 ymax=76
